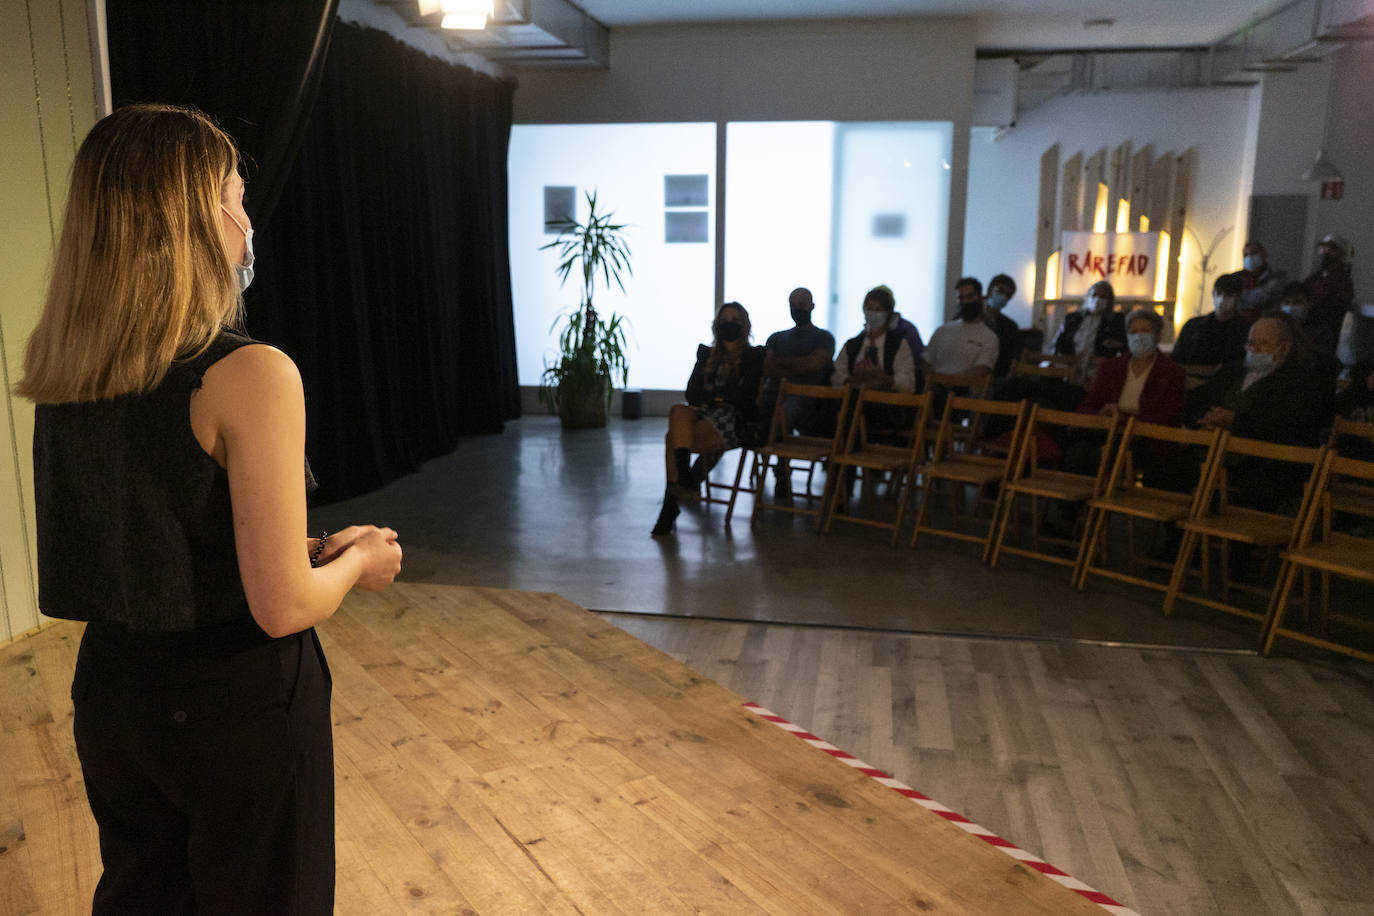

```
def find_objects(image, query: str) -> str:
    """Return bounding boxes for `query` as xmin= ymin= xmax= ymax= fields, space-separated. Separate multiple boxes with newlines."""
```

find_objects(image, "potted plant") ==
xmin=538 ymin=190 xmax=633 ymax=429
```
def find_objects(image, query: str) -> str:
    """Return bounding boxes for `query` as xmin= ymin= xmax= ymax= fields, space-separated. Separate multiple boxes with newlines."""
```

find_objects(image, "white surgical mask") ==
xmin=863 ymin=309 xmax=886 ymax=332
xmin=1244 ymin=350 xmax=1275 ymax=373
xmin=222 ymin=206 xmax=255 ymax=292
xmin=1243 ymin=255 xmax=1263 ymax=272
xmin=1214 ymin=293 xmax=1236 ymax=317
xmin=1127 ymin=332 xmax=1157 ymax=358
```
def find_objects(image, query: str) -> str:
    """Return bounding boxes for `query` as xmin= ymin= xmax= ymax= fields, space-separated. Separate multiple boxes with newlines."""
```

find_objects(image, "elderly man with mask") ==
xmin=1303 ymin=233 xmax=1355 ymax=356
xmin=1050 ymin=280 xmax=1127 ymax=385
xmin=832 ymin=285 xmax=917 ymax=393
xmin=1171 ymin=273 xmax=1248 ymax=368
xmin=1235 ymin=239 xmax=1286 ymax=320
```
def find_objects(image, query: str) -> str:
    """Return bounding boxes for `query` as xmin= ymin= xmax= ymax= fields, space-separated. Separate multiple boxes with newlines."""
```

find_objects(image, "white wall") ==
xmin=1313 ymin=43 xmax=1373 ymax=301
xmin=963 ymin=85 xmax=1257 ymax=330
xmin=514 ymin=17 xmax=977 ymax=317
xmin=0 ymin=0 xmax=98 ymax=643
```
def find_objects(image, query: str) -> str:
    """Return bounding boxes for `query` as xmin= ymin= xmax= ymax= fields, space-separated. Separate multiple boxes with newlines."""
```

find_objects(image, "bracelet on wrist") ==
xmin=310 ymin=531 xmax=330 ymax=568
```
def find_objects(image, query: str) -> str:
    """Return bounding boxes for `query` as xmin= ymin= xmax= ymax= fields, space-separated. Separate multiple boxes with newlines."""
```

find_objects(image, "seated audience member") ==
xmin=1050 ymin=280 xmax=1127 ymax=385
xmin=872 ymin=284 xmax=926 ymax=366
xmin=1164 ymin=315 xmax=1336 ymax=511
xmin=832 ymin=285 xmax=917 ymax=393
xmin=1303 ymin=233 xmax=1355 ymax=356
xmin=922 ymin=277 xmax=998 ymax=381
xmin=1171 ymin=272 xmax=1248 ymax=368
xmin=1079 ymin=308 xmax=1186 ymax=428
xmin=983 ymin=273 xmax=1022 ymax=379
xmin=1235 ymin=239 xmax=1287 ymax=320
xmin=1277 ymin=282 xmax=1343 ymax=387
xmin=652 ymin=302 xmax=767 ymax=537
xmin=762 ymin=287 xmax=837 ymax=499
xmin=763 ymin=287 xmax=836 ymax=433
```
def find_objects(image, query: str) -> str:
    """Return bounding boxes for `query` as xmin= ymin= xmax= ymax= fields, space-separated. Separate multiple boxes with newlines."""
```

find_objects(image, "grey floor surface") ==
xmin=309 ymin=416 xmax=1298 ymax=652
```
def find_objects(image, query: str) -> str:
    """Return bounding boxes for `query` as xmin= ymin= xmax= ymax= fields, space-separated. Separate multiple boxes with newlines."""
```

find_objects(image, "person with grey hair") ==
xmin=1077 ymin=307 xmax=1186 ymax=427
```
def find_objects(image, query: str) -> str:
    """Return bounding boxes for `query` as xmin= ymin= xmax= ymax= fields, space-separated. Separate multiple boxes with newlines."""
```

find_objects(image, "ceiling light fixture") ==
xmin=439 ymin=0 xmax=492 ymax=30
xmin=1300 ymin=148 xmax=1342 ymax=182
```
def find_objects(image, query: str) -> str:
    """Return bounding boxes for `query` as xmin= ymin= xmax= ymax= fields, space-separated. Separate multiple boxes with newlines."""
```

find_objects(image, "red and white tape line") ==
xmin=741 ymin=702 xmax=1141 ymax=916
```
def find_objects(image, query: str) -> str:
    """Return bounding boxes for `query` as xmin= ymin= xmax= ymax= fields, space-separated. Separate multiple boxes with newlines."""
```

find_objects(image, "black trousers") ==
xmin=72 ymin=624 xmax=335 ymax=915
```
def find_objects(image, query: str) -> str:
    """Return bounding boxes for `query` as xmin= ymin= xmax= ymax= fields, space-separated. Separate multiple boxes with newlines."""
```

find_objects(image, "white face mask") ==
xmin=1245 ymin=350 xmax=1276 ymax=373
xmin=1127 ymin=332 xmax=1157 ymax=358
xmin=1243 ymin=255 xmax=1263 ymax=272
xmin=222 ymin=206 xmax=255 ymax=292
xmin=1214 ymin=293 xmax=1236 ymax=317
xmin=863 ymin=309 xmax=886 ymax=332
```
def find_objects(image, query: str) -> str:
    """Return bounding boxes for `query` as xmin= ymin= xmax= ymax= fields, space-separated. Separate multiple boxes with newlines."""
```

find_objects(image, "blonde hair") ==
xmin=19 ymin=104 xmax=244 ymax=404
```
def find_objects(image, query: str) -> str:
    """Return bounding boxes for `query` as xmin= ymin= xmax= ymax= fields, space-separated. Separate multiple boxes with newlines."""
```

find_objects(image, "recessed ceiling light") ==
xmin=1084 ymin=18 xmax=1116 ymax=30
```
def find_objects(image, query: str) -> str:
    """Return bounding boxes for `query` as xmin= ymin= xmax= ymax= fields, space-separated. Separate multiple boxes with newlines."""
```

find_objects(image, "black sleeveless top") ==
xmin=34 ymin=329 xmax=283 ymax=635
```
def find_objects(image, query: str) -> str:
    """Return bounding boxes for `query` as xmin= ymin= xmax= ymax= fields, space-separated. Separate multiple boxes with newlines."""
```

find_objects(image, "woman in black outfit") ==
xmin=20 ymin=104 xmax=403 ymax=914
xmin=652 ymin=302 xmax=767 ymax=536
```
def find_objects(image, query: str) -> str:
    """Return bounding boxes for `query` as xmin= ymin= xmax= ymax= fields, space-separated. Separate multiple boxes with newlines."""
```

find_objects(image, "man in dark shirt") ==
xmin=1235 ymin=239 xmax=1286 ymax=320
xmin=1303 ymin=233 xmax=1355 ymax=356
xmin=763 ymin=287 xmax=836 ymax=498
xmin=1171 ymin=273 xmax=1248 ymax=368
xmin=982 ymin=273 xmax=1022 ymax=379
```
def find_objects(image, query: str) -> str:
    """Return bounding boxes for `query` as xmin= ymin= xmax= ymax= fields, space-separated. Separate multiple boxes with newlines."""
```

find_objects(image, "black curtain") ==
xmin=106 ymin=0 xmax=336 ymax=231
xmin=107 ymin=10 xmax=520 ymax=503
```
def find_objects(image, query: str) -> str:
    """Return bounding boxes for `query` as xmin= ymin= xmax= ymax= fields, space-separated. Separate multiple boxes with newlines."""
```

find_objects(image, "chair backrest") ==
xmin=928 ymin=395 xmax=1026 ymax=463
xmin=1008 ymin=405 xmax=1119 ymax=485
xmin=767 ymin=381 xmax=852 ymax=451
xmin=1329 ymin=415 xmax=1374 ymax=453
xmin=1290 ymin=451 xmax=1374 ymax=548
xmin=841 ymin=389 xmax=932 ymax=458
xmin=1011 ymin=361 xmax=1075 ymax=382
xmin=1018 ymin=350 xmax=1075 ymax=370
xmin=1102 ymin=418 xmax=1223 ymax=515
xmin=926 ymin=370 xmax=992 ymax=399
xmin=1200 ymin=433 xmax=1328 ymax=517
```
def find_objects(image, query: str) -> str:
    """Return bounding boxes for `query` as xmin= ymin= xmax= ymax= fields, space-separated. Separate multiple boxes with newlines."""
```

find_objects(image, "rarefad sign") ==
xmin=1060 ymin=231 xmax=1163 ymax=299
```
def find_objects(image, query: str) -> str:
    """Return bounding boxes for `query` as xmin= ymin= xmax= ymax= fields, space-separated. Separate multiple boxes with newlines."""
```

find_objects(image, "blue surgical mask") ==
xmin=1245 ymin=350 xmax=1275 ymax=373
xmin=1243 ymin=255 xmax=1263 ymax=272
xmin=863 ymin=309 xmax=886 ymax=332
xmin=987 ymin=291 xmax=1009 ymax=310
xmin=222 ymin=206 xmax=255 ymax=292
xmin=1127 ymin=332 xmax=1157 ymax=358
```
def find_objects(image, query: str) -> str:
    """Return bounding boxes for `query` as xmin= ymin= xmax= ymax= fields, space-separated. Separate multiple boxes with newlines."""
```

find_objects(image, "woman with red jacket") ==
xmin=1078 ymin=307 xmax=1186 ymax=427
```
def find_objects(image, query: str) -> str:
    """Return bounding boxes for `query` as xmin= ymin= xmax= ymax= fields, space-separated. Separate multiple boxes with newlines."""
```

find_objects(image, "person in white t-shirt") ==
xmin=921 ymin=277 xmax=999 ymax=382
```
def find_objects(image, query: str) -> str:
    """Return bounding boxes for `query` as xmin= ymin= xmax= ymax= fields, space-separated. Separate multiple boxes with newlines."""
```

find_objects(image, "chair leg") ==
xmin=1162 ymin=527 xmax=1198 ymax=617
xmin=1072 ymin=507 xmax=1102 ymax=589
xmin=724 ymin=449 xmax=749 ymax=526
xmin=823 ymin=463 xmax=847 ymax=534
xmin=1260 ymin=559 xmax=1301 ymax=656
xmin=987 ymin=490 xmax=1015 ymax=567
xmin=909 ymin=475 xmax=936 ymax=549
xmin=749 ymin=452 xmax=769 ymax=527
xmin=889 ymin=470 xmax=912 ymax=547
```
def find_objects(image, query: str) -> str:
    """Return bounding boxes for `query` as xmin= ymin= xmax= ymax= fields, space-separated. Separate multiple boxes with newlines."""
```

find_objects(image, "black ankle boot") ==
xmin=690 ymin=453 xmax=718 ymax=487
xmin=651 ymin=491 xmax=681 ymax=537
xmin=669 ymin=448 xmax=699 ymax=501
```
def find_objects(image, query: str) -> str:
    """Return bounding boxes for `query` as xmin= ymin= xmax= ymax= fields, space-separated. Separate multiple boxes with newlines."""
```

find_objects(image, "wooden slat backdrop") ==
xmin=0 ymin=584 xmax=1108 ymax=915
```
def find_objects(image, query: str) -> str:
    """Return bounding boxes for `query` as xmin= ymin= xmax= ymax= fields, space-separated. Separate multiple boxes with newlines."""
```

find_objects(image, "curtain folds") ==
xmin=107 ymin=10 xmax=520 ymax=503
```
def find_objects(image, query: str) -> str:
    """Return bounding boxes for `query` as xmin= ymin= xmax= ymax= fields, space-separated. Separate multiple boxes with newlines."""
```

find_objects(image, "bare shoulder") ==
xmin=201 ymin=343 xmax=302 ymax=398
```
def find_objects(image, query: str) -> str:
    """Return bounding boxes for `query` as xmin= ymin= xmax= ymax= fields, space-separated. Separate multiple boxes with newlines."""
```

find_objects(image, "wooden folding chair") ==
xmin=1074 ymin=419 xmax=1223 ymax=594
xmin=1161 ymin=435 xmax=1327 ymax=626
xmin=1327 ymin=417 xmax=1374 ymax=521
xmin=1260 ymin=451 xmax=1374 ymax=663
xmin=987 ymin=406 xmax=1119 ymax=577
xmin=751 ymin=382 xmax=852 ymax=530
xmin=822 ymin=390 xmax=931 ymax=546
xmin=1010 ymin=359 xmax=1075 ymax=383
xmin=925 ymin=370 xmax=992 ymax=399
xmin=1019 ymin=351 xmax=1075 ymax=371
xmin=701 ymin=446 xmax=759 ymax=526
xmin=909 ymin=397 xmax=1027 ymax=557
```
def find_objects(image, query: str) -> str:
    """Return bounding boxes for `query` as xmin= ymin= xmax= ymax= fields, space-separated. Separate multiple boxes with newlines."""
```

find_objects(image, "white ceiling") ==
xmin=570 ymin=0 xmax=1282 ymax=50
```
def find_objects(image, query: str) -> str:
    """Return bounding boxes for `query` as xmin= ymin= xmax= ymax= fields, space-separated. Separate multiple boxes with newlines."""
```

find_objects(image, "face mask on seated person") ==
xmin=1245 ymin=350 xmax=1276 ymax=373
xmin=1127 ymin=332 xmax=1157 ymax=358
xmin=1213 ymin=293 xmax=1236 ymax=318
xmin=1280 ymin=302 xmax=1308 ymax=322
xmin=958 ymin=302 xmax=982 ymax=322
xmin=863 ymin=309 xmax=887 ymax=332
xmin=987 ymin=291 xmax=1008 ymax=310
xmin=715 ymin=321 xmax=744 ymax=342
xmin=1243 ymin=255 xmax=1263 ymax=272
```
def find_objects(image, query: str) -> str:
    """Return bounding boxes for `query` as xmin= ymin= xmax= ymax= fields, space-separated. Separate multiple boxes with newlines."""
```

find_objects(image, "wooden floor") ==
xmin=1 ymin=584 xmax=1115 ymax=915
xmin=607 ymin=612 xmax=1374 ymax=916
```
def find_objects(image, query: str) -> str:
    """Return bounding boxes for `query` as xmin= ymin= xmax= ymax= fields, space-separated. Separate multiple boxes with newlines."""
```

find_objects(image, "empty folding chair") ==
xmin=909 ymin=396 xmax=1026 ymax=557
xmin=1261 ymin=451 xmax=1374 ymax=663
xmin=988 ymin=405 xmax=1119 ymax=578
